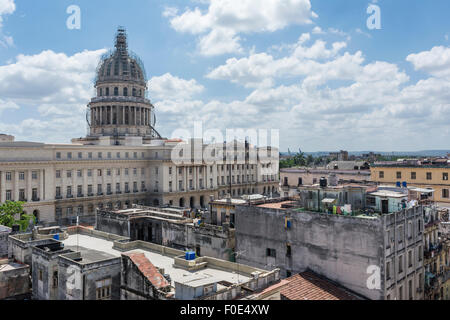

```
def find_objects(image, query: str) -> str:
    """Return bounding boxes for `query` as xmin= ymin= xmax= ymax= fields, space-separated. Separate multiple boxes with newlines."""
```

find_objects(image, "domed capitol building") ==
xmin=0 ymin=28 xmax=279 ymax=226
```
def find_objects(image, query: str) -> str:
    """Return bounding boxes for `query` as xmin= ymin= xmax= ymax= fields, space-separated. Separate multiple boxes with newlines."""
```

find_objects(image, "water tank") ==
xmin=402 ymin=182 xmax=407 ymax=188
xmin=185 ymin=251 xmax=196 ymax=261
xmin=320 ymin=177 xmax=328 ymax=188
xmin=396 ymin=182 xmax=401 ymax=188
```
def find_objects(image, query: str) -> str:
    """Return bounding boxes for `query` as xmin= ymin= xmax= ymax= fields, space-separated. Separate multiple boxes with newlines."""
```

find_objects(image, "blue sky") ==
xmin=1 ymin=0 xmax=450 ymax=152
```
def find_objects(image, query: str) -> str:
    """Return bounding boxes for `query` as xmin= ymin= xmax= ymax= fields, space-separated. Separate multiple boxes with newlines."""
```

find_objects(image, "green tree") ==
xmin=0 ymin=201 xmax=35 ymax=231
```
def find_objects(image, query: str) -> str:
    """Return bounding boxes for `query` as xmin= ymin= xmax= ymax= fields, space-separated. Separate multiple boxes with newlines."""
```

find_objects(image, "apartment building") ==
xmin=235 ymin=198 xmax=426 ymax=300
xmin=371 ymin=160 xmax=450 ymax=203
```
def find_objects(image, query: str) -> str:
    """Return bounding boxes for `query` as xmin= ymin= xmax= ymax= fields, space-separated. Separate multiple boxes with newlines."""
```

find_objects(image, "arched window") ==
xmin=105 ymin=87 xmax=109 ymax=96
xmin=99 ymin=88 xmax=103 ymax=96
xmin=132 ymin=88 xmax=136 ymax=97
xmin=123 ymin=87 xmax=128 ymax=96
xmin=114 ymin=87 xmax=119 ymax=96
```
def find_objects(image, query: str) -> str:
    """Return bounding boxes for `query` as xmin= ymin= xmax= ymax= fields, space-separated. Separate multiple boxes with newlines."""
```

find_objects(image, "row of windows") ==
xmin=55 ymin=168 xmax=145 ymax=179
xmin=4 ymin=171 xmax=39 ymax=181
xmin=379 ymin=171 xmax=449 ymax=181
xmin=55 ymin=151 xmax=145 ymax=160
xmin=386 ymin=248 xmax=423 ymax=280
xmin=5 ymin=188 xmax=39 ymax=202
xmin=55 ymin=182 xmax=146 ymax=198
xmin=99 ymin=86 xmax=142 ymax=98
xmin=56 ymin=200 xmax=142 ymax=217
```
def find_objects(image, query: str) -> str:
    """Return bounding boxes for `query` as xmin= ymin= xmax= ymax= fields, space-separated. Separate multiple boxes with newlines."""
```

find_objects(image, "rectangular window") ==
xmin=88 ymin=152 xmax=93 ymax=159
xmin=411 ymin=172 xmax=416 ymax=180
xmin=442 ymin=189 xmax=449 ymax=199
xmin=107 ymin=152 xmax=111 ymax=159
xmin=77 ymin=170 xmax=82 ymax=178
xmin=398 ymin=256 xmax=404 ymax=273
xmin=98 ymin=152 xmax=102 ymax=159
xmin=67 ymin=152 xmax=72 ymax=159
xmin=396 ymin=171 xmax=402 ymax=179
xmin=67 ymin=170 xmax=72 ymax=178
xmin=19 ymin=189 xmax=25 ymax=201
xmin=96 ymin=278 xmax=112 ymax=300
xmin=56 ymin=152 xmax=61 ymax=159
xmin=5 ymin=172 xmax=11 ymax=181
xmin=56 ymin=187 xmax=61 ymax=197
xmin=19 ymin=172 xmax=25 ymax=180
xmin=379 ymin=171 xmax=384 ymax=179
xmin=427 ymin=172 xmax=432 ymax=180
xmin=443 ymin=173 xmax=449 ymax=181
xmin=32 ymin=171 xmax=38 ymax=180
xmin=408 ymin=251 xmax=413 ymax=268
xmin=6 ymin=190 xmax=12 ymax=201
xmin=386 ymin=261 xmax=391 ymax=280
xmin=77 ymin=185 xmax=83 ymax=196
xmin=266 ymin=248 xmax=276 ymax=258
xmin=116 ymin=152 xmax=121 ymax=159
xmin=78 ymin=152 xmax=83 ymax=159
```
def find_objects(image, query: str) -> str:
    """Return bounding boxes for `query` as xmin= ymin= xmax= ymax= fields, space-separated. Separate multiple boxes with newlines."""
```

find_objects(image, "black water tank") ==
xmin=320 ymin=177 xmax=328 ymax=188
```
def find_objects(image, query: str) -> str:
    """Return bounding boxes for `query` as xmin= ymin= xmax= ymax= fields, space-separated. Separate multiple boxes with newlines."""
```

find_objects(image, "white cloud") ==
xmin=167 ymin=0 xmax=317 ymax=56
xmin=0 ymin=49 xmax=106 ymax=104
xmin=406 ymin=46 xmax=450 ymax=78
xmin=0 ymin=99 xmax=19 ymax=115
xmin=0 ymin=0 xmax=15 ymax=47
xmin=149 ymin=73 xmax=205 ymax=100
xmin=0 ymin=48 xmax=106 ymax=142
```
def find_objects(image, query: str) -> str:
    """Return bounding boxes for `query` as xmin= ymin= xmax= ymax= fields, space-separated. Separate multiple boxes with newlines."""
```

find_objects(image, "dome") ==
xmin=95 ymin=27 xmax=147 ymax=86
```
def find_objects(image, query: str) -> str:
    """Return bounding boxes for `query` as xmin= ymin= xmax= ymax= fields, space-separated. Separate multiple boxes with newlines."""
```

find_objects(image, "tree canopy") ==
xmin=0 ymin=201 xmax=36 ymax=231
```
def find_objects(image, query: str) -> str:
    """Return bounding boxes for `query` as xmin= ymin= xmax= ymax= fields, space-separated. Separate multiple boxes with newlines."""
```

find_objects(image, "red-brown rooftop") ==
xmin=280 ymin=271 xmax=360 ymax=300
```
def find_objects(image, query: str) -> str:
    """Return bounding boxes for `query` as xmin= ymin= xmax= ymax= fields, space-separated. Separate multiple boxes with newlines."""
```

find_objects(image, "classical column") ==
xmin=0 ymin=171 xmax=5 ymax=202
xmin=40 ymin=169 xmax=44 ymax=201
xmin=27 ymin=170 xmax=32 ymax=202
xmin=99 ymin=106 xmax=103 ymax=125
xmin=14 ymin=171 xmax=19 ymax=201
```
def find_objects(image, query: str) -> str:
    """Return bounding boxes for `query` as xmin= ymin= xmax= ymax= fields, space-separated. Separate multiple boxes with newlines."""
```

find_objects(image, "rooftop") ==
xmin=280 ymin=271 xmax=360 ymax=300
xmin=123 ymin=252 xmax=170 ymax=289
xmin=62 ymin=233 xmax=251 ymax=287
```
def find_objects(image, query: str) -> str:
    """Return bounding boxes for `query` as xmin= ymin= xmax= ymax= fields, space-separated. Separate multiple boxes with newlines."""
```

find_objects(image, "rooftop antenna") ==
xmin=76 ymin=215 xmax=79 ymax=252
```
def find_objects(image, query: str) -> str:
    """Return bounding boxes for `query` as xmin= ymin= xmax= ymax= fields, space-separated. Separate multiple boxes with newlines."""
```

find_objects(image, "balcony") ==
xmin=77 ymin=194 xmax=84 ymax=198
xmin=97 ymin=192 xmax=104 ymax=196
xmin=107 ymin=191 xmax=113 ymax=195
xmin=55 ymin=195 xmax=63 ymax=200
xmin=87 ymin=193 xmax=94 ymax=197
xmin=133 ymin=190 xmax=139 ymax=193
xmin=32 ymin=197 xmax=40 ymax=202
xmin=116 ymin=191 xmax=122 ymax=194
xmin=66 ymin=195 xmax=74 ymax=199
xmin=125 ymin=190 xmax=130 ymax=194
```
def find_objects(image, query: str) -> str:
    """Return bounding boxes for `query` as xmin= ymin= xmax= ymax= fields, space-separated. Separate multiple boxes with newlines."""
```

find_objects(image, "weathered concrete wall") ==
xmin=31 ymin=246 xmax=72 ymax=300
xmin=58 ymin=256 xmax=121 ymax=300
xmin=0 ymin=227 xmax=11 ymax=258
xmin=0 ymin=262 xmax=30 ymax=300
xmin=235 ymin=205 xmax=385 ymax=300
xmin=8 ymin=236 xmax=58 ymax=267
xmin=96 ymin=211 xmax=130 ymax=237
xmin=120 ymin=255 xmax=169 ymax=300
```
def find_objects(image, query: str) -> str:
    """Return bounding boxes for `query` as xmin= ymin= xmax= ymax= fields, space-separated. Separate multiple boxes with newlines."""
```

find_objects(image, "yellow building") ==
xmin=371 ymin=164 xmax=450 ymax=203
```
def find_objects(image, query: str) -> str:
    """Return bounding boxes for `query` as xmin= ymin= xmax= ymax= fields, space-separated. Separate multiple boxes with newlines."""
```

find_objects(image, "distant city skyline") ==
xmin=1 ymin=0 xmax=450 ymax=152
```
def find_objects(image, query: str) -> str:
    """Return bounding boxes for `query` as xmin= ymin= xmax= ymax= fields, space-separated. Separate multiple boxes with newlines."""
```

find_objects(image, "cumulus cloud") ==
xmin=406 ymin=46 xmax=450 ymax=78
xmin=166 ymin=0 xmax=317 ymax=56
xmin=0 ymin=48 xmax=106 ymax=142
xmin=0 ymin=0 xmax=15 ymax=47
xmin=149 ymin=73 xmax=205 ymax=100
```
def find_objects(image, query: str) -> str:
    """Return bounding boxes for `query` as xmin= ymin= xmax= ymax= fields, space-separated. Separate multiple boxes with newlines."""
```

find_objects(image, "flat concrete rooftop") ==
xmin=62 ymin=234 xmax=250 ymax=286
